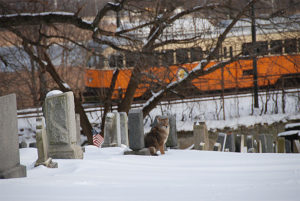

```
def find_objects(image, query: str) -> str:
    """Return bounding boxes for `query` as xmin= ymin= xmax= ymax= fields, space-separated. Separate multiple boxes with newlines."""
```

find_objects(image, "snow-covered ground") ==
xmin=1 ymin=146 xmax=300 ymax=201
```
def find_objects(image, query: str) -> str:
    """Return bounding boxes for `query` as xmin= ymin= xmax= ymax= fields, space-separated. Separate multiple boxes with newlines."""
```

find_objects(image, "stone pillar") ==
xmin=293 ymin=140 xmax=300 ymax=153
xmin=44 ymin=92 xmax=83 ymax=159
xmin=35 ymin=117 xmax=57 ymax=168
xmin=240 ymin=135 xmax=247 ymax=153
xmin=128 ymin=109 xmax=145 ymax=150
xmin=258 ymin=134 xmax=267 ymax=153
xmin=166 ymin=115 xmax=178 ymax=148
xmin=277 ymin=137 xmax=285 ymax=153
xmin=225 ymin=133 xmax=235 ymax=152
xmin=235 ymin=134 xmax=241 ymax=152
xmin=265 ymin=134 xmax=274 ymax=153
xmin=120 ymin=112 xmax=129 ymax=146
xmin=102 ymin=112 xmax=122 ymax=147
xmin=285 ymin=140 xmax=292 ymax=153
xmin=193 ymin=121 xmax=209 ymax=150
xmin=75 ymin=114 xmax=81 ymax=146
xmin=0 ymin=94 xmax=26 ymax=179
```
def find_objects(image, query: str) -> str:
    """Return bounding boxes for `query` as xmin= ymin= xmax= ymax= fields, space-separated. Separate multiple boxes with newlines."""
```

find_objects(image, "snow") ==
xmin=62 ymin=82 xmax=71 ymax=90
xmin=46 ymin=90 xmax=63 ymax=97
xmin=1 ymin=146 xmax=300 ymax=201
xmin=285 ymin=123 xmax=300 ymax=129
xmin=278 ymin=130 xmax=300 ymax=137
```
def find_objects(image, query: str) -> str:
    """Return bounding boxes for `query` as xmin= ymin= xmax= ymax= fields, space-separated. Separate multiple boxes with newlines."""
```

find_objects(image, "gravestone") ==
xmin=285 ymin=140 xmax=292 ymax=153
xmin=235 ymin=134 xmax=241 ymax=152
xmin=293 ymin=140 xmax=300 ymax=153
xmin=0 ymin=94 xmax=26 ymax=179
xmin=120 ymin=112 xmax=129 ymax=146
xmin=257 ymin=140 xmax=262 ymax=153
xmin=225 ymin=133 xmax=235 ymax=152
xmin=102 ymin=112 xmax=121 ymax=147
xmin=265 ymin=134 xmax=274 ymax=153
xmin=35 ymin=117 xmax=57 ymax=168
xmin=193 ymin=121 xmax=209 ymax=150
xmin=258 ymin=134 xmax=267 ymax=153
xmin=125 ymin=109 xmax=150 ymax=155
xmin=216 ymin=133 xmax=227 ymax=152
xmin=44 ymin=92 xmax=83 ymax=159
xmin=128 ymin=109 xmax=145 ymax=150
xmin=166 ymin=115 xmax=178 ymax=148
xmin=240 ymin=135 xmax=247 ymax=153
xmin=246 ymin=135 xmax=254 ymax=149
xmin=277 ymin=137 xmax=285 ymax=153
xmin=75 ymin=114 xmax=81 ymax=146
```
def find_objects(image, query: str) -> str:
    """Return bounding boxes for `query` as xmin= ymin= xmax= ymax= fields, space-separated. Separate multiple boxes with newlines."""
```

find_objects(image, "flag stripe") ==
xmin=93 ymin=134 xmax=104 ymax=147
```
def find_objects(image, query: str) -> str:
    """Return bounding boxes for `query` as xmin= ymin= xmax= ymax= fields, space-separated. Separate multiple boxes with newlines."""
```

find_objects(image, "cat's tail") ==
xmin=148 ymin=146 xmax=158 ymax=156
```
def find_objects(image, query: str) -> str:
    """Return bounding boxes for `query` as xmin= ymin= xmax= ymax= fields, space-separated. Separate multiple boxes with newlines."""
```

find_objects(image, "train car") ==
xmin=84 ymin=52 xmax=300 ymax=104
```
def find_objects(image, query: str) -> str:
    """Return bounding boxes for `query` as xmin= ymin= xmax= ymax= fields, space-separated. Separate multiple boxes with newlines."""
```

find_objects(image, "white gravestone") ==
xmin=102 ymin=112 xmax=122 ymax=147
xmin=44 ymin=92 xmax=83 ymax=159
xmin=0 ymin=94 xmax=26 ymax=179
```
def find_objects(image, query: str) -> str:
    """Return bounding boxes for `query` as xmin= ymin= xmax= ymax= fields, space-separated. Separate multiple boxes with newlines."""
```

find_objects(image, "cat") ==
xmin=144 ymin=116 xmax=170 ymax=156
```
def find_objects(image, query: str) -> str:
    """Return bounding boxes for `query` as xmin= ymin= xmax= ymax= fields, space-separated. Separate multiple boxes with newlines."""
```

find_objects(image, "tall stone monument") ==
xmin=0 ymin=94 xmax=26 ymax=179
xmin=166 ymin=115 xmax=178 ymax=148
xmin=193 ymin=121 xmax=209 ymax=150
xmin=44 ymin=92 xmax=83 ymax=159
xmin=120 ymin=112 xmax=129 ymax=146
xmin=102 ymin=112 xmax=122 ymax=147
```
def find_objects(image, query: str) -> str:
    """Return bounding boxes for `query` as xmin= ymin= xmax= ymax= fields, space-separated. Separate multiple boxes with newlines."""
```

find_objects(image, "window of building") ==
xmin=284 ymin=39 xmax=297 ymax=53
xmin=242 ymin=41 xmax=268 ymax=56
xmin=109 ymin=54 xmax=124 ymax=68
xmin=223 ymin=47 xmax=227 ymax=58
xmin=270 ymin=40 xmax=283 ymax=54
xmin=229 ymin=46 xmax=233 ymax=58
xmin=190 ymin=47 xmax=203 ymax=62
xmin=161 ymin=50 xmax=174 ymax=66
xmin=176 ymin=48 xmax=189 ymax=64
xmin=243 ymin=69 xmax=253 ymax=76
xmin=125 ymin=52 xmax=136 ymax=67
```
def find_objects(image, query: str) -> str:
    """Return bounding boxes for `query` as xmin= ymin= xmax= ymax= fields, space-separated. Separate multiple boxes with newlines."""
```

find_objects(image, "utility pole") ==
xmin=251 ymin=2 xmax=259 ymax=109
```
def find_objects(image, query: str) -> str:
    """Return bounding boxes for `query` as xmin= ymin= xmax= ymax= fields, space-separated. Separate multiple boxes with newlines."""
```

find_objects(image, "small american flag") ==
xmin=93 ymin=134 xmax=104 ymax=147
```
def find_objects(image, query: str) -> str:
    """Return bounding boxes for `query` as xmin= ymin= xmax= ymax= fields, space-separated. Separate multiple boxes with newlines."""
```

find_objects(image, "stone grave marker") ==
xmin=285 ymin=140 xmax=292 ymax=153
xmin=120 ymin=112 xmax=129 ymax=146
xmin=293 ymin=140 xmax=300 ymax=153
xmin=215 ymin=133 xmax=227 ymax=152
xmin=235 ymin=134 xmax=241 ymax=152
xmin=258 ymin=134 xmax=267 ymax=153
xmin=124 ymin=109 xmax=150 ymax=155
xmin=75 ymin=114 xmax=81 ymax=146
xmin=265 ymin=134 xmax=274 ymax=153
xmin=0 ymin=94 xmax=26 ymax=179
xmin=277 ymin=137 xmax=285 ymax=153
xmin=257 ymin=140 xmax=262 ymax=153
xmin=102 ymin=112 xmax=121 ymax=147
xmin=166 ymin=115 xmax=178 ymax=148
xmin=240 ymin=135 xmax=247 ymax=153
xmin=128 ymin=109 xmax=144 ymax=150
xmin=44 ymin=92 xmax=83 ymax=159
xmin=193 ymin=121 xmax=209 ymax=150
xmin=225 ymin=133 xmax=235 ymax=152
xmin=35 ymin=117 xmax=57 ymax=168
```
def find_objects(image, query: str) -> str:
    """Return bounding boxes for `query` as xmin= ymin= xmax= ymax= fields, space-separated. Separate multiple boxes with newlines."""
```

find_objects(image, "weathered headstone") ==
xmin=75 ymin=114 xmax=81 ymax=146
xmin=258 ymin=134 xmax=267 ymax=153
xmin=225 ymin=133 xmax=235 ymax=152
xmin=102 ymin=112 xmax=121 ymax=147
xmin=128 ymin=109 xmax=144 ymax=150
xmin=0 ymin=94 xmax=26 ymax=179
xmin=166 ymin=115 xmax=178 ymax=148
xmin=246 ymin=135 xmax=254 ymax=149
xmin=285 ymin=139 xmax=292 ymax=153
xmin=265 ymin=134 xmax=274 ymax=153
xmin=193 ymin=121 xmax=209 ymax=150
xmin=216 ymin=133 xmax=227 ymax=152
xmin=35 ymin=117 xmax=57 ymax=168
xmin=277 ymin=137 xmax=285 ymax=153
xmin=120 ymin=112 xmax=129 ymax=146
xmin=293 ymin=140 xmax=300 ymax=153
xmin=240 ymin=135 xmax=247 ymax=153
xmin=257 ymin=140 xmax=262 ymax=153
xmin=235 ymin=134 xmax=241 ymax=152
xmin=44 ymin=92 xmax=83 ymax=159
